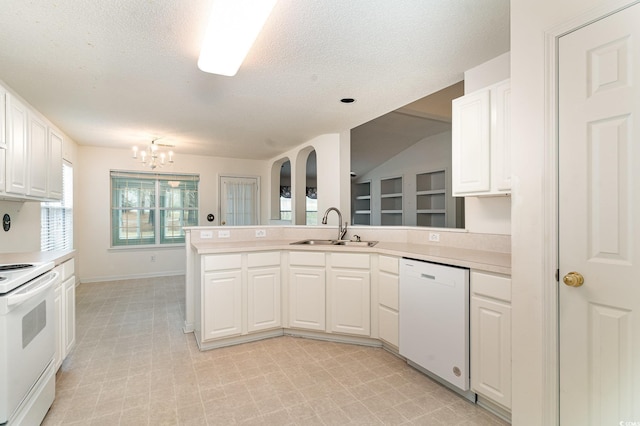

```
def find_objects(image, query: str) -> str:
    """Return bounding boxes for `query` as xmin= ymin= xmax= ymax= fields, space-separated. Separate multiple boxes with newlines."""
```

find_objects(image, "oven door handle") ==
xmin=6 ymin=271 xmax=60 ymax=307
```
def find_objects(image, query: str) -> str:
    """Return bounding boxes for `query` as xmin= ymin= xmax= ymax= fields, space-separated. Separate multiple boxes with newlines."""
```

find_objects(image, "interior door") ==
xmin=219 ymin=176 xmax=259 ymax=225
xmin=559 ymin=3 xmax=640 ymax=424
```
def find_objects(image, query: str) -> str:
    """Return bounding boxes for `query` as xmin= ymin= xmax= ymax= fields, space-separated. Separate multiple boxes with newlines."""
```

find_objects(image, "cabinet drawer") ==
xmin=62 ymin=258 xmax=75 ymax=282
xmin=379 ymin=255 xmax=399 ymax=274
xmin=289 ymin=251 xmax=325 ymax=267
xmin=204 ymin=254 xmax=242 ymax=271
xmin=471 ymin=271 xmax=511 ymax=302
xmin=378 ymin=305 xmax=399 ymax=347
xmin=248 ymin=251 xmax=280 ymax=268
xmin=331 ymin=252 xmax=370 ymax=269
xmin=379 ymin=271 xmax=399 ymax=310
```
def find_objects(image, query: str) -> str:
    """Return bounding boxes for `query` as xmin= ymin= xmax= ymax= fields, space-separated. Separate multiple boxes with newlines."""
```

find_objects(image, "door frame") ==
xmin=541 ymin=1 xmax=639 ymax=424
xmin=218 ymin=174 xmax=261 ymax=226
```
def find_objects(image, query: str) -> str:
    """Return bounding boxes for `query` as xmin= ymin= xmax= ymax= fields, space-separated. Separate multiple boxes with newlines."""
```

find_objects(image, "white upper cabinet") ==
xmin=27 ymin=111 xmax=48 ymax=198
xmin=47 ymin=128 xmax=64 ymax=200
xmin=1 ymin=82 xmax=63 ymax=201
xmin=5 ymin=92 xmax=29 ymax=195
xmin=0 ymin=86 xmax=6 ymax=192
xmin=452 ymin=79 xmax=511 ymax=197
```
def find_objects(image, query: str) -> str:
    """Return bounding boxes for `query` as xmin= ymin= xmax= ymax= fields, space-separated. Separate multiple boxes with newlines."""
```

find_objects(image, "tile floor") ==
xmin=42 ymin=276 xmax=509 ymax=425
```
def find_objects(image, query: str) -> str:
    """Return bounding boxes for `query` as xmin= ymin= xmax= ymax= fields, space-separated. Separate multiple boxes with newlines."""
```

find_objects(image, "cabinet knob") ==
xmin=562 ymin=271 xmax=584 ymax=287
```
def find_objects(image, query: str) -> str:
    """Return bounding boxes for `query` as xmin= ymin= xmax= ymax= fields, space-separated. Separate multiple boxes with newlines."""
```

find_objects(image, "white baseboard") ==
xmin=79 ymin=270 xmax=185 ymax=284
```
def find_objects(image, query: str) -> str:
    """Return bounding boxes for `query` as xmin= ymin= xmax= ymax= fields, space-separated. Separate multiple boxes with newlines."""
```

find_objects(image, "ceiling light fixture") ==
xmin=198 ymin=0 xmax=278 ymax=77
xmin=132 ymin=139 xmax=174 ymax=170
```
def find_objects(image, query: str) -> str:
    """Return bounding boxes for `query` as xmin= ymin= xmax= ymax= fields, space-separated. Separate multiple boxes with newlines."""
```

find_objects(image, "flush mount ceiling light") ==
xmin=132 ymin=139 xmax=175 ymax=170
xmin=198 ymin=0 xmax=278 ymax=76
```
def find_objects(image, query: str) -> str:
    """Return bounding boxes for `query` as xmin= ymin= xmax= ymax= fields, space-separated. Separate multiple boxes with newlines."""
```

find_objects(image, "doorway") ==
xmin=219 ymin=176 xmax=259 ymax=225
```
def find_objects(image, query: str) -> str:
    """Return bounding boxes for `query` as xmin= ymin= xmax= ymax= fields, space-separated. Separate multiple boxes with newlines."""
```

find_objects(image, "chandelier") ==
xmin=132 ymin=139 xmax=174 ymax=170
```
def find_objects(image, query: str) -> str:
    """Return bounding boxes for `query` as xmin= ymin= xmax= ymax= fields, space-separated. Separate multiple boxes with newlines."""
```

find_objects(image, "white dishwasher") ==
xmin=399 ymin=258 xmax=470 ymax=393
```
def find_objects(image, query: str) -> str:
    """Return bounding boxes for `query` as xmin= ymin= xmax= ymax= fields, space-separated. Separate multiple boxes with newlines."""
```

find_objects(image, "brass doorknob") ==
xmin=563 ymin=271 xmax=584 ymax=287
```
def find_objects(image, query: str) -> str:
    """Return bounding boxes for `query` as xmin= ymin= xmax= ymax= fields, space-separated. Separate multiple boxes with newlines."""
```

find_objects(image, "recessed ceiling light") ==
xmin=340 ymin=98 xmax=356 ymax=104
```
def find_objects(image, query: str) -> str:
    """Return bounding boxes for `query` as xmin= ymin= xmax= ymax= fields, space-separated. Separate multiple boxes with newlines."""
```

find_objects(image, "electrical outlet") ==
xmin=150 ymin=254 xmax=156 ymax=262
xmin=428 ymin=232 xmax=440 ymax=242
xmin=200 ymin=230 xmax=213 ymax=239
xmin=218 ymin=230 xmax=230 ymax=238
xmin=255 ymin=229 xmax=267 ymax=238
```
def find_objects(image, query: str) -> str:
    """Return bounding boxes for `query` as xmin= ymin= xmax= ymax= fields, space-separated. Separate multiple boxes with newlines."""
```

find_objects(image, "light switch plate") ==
xmin=200 ymin=230 xmax=213 ymax=239
xmin=218 ymin=230 xmax=230 ymax=238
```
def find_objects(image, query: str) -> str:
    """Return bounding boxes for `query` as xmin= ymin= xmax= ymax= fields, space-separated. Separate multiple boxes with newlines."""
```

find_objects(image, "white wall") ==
xmin=510 ymin=1 xmax=632 ymax=424
xmin=462 ymin=52 xmax=511 ymax=235
xmin=76 ymin=146 xmax=269 ymax=282
xmin=356 ymin=130 xmax=459 ymax=227
xmin=268 ymin=133 xmax=351 ymax=226
xmin=0 ymin=200 xmax=41 ymax=252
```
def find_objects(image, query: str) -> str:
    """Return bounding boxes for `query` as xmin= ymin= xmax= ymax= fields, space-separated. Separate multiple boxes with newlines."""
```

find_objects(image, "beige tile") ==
xmin=43 ymin=276 xmax=510 ymax=426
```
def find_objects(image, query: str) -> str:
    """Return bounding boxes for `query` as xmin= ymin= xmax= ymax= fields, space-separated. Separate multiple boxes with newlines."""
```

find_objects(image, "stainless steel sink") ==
xmin=290 ymin=239 xmax=337 ymax=245
xmin=290 ymin=239 xmax=377 ymax=247
xmin=333 ymin=240 xmax=378 ymax=247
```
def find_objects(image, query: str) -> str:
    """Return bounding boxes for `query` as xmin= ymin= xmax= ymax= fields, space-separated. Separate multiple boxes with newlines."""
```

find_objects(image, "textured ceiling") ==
xmin=0 ymin=1 xmax=509 ymax=160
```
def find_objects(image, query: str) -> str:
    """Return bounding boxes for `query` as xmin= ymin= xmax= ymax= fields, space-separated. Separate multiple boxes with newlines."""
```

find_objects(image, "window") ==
xmin=111 ymin=171 xmax=199 ymax=247
xmin=41 ymin=162 xmax=73 ymax=251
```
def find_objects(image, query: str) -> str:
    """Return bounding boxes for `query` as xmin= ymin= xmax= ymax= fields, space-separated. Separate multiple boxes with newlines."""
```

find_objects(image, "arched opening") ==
xmin=270 ymin=157 xmax=291 ymax=223
xmin=305 ymin=150 xmax=317 ymax=224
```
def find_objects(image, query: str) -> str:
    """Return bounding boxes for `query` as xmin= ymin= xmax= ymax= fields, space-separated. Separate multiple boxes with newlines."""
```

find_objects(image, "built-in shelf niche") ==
xmin=380 ymin=176 xmax=403 ymax=226
xmin=416 ymin=170 xmax=446 ymax=227
xmin=353 ymin=181 xmax=371 ymax=225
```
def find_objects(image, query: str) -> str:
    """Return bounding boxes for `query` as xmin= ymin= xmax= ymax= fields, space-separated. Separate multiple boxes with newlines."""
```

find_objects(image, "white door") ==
xmin=219 ymin=176 xmax=259 ymax=225
xmin=559 ymin=4 xmax=640 ymax=424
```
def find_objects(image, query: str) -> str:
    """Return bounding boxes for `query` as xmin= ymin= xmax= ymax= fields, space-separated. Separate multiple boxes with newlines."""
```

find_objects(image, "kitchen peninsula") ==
xmin=183 ymin=225 xmax=513 ymax=418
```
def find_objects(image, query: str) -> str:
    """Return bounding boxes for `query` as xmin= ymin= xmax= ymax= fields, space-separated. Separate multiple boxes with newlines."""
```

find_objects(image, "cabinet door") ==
xmin=27 ymin=112 xmax=48 ymax=198
xmin=330 ymin=269 xmax=370 ymax=336
xmin=47 ymin=128 xmax=64 ymax=200
xmin=471 ymin=295 xmax=512 ymax=409
xmin=288 ymin=267 xmax=325 ymax=331
xmin=452 ymin=89 xmax=491 ymax=195
xmin=63 ymin=276 xmax=76 ymax=355
xmin=203 ymin=270 xmax=242 ymax=340
xmin=0 ymin=87 xmax=6 ymax=192
xmin=491 ymin=80 xmax=511 ymax=192
xmin=54 ymin=282 xmax=64 ymax=371
xmin=247 ymin=267 xmax=281 ymax=332
xmin=5 ymin=93 xmax=28 ymax=195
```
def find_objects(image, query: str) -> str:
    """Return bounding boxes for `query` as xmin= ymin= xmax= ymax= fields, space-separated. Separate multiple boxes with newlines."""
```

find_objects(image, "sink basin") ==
xmin=333 ymin=240 xmax=378 ymax=247
xmin=290 ymin=239 xmax=337 ymax=245
xmin=290 ymin=239 xmax=378 ymax=247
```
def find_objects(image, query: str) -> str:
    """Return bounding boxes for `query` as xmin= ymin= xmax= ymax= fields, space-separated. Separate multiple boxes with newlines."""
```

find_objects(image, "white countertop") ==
xmin=0 ymin=249 xmax=75 ymax=267
xmin=191 ymin=240 xmax=510 ymax=275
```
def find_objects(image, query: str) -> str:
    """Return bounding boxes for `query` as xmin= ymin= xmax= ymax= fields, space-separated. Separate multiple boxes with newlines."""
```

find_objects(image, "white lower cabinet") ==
xmin=470 ymin=270 xmax=512 ymax=411
xmin=53 ymin=257 xmax=75 ymax=370
xmin=247 ymin=252 xmax=281 ymax=333
xmin=198 ymin=252 xmax=282 ymax=344
xmin=53 ymin=279 xmax=64 ymax=370
xmin=288 ymin=251 xmax=326 ymax=331
xmin=329 ymin=253 xmax=371 ymax=337
xmin=377 ymin=255 xmax=399 ymax=347
xmin=63 ymin=275 xmax=76 ymax=354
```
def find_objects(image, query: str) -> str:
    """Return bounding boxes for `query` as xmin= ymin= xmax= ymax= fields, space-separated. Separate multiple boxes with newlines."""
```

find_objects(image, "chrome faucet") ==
xmin=321 ymin=207 xmax=348 ymax=240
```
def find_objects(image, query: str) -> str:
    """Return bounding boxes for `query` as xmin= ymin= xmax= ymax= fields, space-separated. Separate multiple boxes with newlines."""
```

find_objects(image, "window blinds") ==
xmin=41 ymin=162 xmax=73 ymax=251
